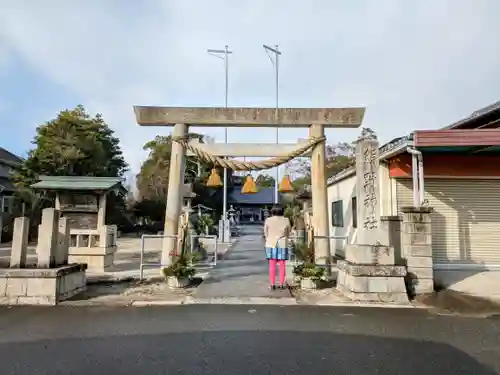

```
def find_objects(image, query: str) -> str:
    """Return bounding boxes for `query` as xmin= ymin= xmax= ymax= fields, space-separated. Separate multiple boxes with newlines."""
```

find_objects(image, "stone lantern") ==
xmin=294 ymin=186 xmax=312 ymax=243
xmin=182 ymin=183 xmax=196 ymax=214
xmin=228 ymin=205 xmax=236 ymax=225
xmin=295 ymin=186 xmax=312 ymax=213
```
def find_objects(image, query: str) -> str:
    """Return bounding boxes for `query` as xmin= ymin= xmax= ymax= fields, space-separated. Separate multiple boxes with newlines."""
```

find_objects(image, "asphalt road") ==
xmin=0 ymin=305 xmax=499 ymax=374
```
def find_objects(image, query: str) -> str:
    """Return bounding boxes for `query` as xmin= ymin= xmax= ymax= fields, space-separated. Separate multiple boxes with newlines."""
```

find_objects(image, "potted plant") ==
xmin=292 ymin=240 xmax=326 ymax=290
xmin=162 ymin=229 xmax=196 ymax=288
xmin=162 ymin=254 xmax=196 ymax=288
xmin=293 ymin=262 xmax=325 ymax=289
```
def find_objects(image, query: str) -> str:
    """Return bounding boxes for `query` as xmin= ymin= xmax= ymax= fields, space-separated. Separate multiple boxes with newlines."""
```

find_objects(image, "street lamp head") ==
xmin=263 ymin=44 xmax=282 ymax=55
xmin=207 ymin=49 xmax=233 ymax=54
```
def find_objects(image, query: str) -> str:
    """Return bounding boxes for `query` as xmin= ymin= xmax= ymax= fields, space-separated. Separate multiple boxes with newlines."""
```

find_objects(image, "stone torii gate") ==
xmin=134 ymin=106 xmax=365 ymax=268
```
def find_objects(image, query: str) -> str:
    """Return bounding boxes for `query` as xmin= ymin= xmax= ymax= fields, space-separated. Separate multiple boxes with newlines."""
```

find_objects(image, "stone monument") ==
xmin=31 ymin=176 xmax=122 ymax=272
xmin=0 ymin=208 xmax=87 ymax=305
xmin=336 ymin=132 xmax=409 ymax=303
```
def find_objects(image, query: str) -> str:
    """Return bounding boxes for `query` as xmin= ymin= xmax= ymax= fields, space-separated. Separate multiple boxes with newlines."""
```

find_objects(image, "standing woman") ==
xmin=264 ymin=204 xmax=292 ymax=290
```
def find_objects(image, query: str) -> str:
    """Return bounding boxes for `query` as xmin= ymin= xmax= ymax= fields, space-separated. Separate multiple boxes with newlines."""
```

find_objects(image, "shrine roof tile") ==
xmin=31 ymin=176 xmax=124 ymax=191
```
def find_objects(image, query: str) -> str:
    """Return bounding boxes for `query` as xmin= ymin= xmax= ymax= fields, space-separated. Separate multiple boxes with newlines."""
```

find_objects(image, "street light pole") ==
xmin=263 ymin=44 xmax=282 ymax=204
xmin=208 ymin=45 xmax=232 ymax=242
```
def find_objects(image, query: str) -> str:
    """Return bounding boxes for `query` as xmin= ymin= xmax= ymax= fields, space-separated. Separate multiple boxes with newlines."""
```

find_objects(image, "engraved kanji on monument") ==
xmin=355 ymin=132 xmax=382 ymax=245
xmin=336 ymin=130 xmax=409 ymax=304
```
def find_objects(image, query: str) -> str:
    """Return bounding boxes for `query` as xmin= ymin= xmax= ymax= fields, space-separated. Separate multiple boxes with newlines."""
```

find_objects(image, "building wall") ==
xmin=327 ymin=174 xmax=356 ymax=257
xmin=395 ymin=177 xmax=500 ymax=263
xmin=326 ymin=162 xmax=394 ymax=256
xmin=394 ymin=175 xmax=500 ymax=299
xmin=389 ymin=152 xmax=500 ymax=178
xmin=392 ymin=154 xmax=500 ymax=297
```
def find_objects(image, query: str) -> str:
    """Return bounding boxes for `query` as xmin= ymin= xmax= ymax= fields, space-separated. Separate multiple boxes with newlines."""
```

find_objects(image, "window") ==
xmin=331 ymin=200 xmax=344 ymax=227
xmin=352 ymin=197 xmax=357 ymax=228
xmin=1 ymin=196 xmax=14 ymax=214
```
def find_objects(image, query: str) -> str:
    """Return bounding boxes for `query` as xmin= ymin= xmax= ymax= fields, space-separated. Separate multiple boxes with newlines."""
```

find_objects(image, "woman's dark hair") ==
xmin=270 ymin=204 xmax=284 ymax=216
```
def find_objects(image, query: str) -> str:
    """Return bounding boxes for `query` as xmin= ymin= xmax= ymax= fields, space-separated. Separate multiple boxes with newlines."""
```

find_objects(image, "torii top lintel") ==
xmin=134 ymin=106 xmax=365 ymax=128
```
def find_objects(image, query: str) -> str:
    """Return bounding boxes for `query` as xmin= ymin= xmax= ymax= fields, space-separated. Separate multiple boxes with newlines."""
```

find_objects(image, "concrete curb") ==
xmin=86 ymin=270 xmax=211 ymax=286
xmin=131 ymin=300 xmax=185 ymax=306
xmin=127 ymin=298 xmax=422 ymax=309
xmin=62 ymin=298 xmax=428 ymax=309
xmin=304 ymin=301 xmax=423 ymax=309
xmin=86 ymin=276 xmax=138 ymax=285
xmin=183 ymin=296 xmax=298 ymax=305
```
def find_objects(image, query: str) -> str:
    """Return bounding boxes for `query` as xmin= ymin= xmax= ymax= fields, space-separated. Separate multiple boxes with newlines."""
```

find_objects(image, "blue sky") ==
xmin=1 ymin=0 xmax=500 ymax=183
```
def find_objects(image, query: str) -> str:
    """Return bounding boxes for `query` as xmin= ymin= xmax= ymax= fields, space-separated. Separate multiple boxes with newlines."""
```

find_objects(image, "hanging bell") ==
xmin=278 ymin=174 xmax=294 ymax=193
xmin=241 ymin=175 xmax=258 ymax=194
xmin=206 ymin=168 xmax=223 ymax=187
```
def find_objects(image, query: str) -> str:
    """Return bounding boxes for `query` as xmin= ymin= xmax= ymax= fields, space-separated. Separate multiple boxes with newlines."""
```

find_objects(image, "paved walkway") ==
xmin=191 ymin=225 xmax=294 ymax=302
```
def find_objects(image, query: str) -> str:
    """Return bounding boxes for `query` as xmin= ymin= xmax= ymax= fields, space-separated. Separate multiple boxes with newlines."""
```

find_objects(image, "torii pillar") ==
xmin=134 ymin=106 xmax=365 ymax=269
xmin=162 ymin=123 xmax=187 ymax=266
xmin=310 ymin=123 xmax=330 ymax=267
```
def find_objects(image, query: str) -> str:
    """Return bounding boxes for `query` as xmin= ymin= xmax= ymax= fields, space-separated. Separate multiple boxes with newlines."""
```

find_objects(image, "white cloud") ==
xmin=0 ymin=0 xmax=499 ymax=175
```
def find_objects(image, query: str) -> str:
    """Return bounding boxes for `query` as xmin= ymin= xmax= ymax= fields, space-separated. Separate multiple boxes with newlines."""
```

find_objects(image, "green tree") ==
xmin=135 ymin=134 xmax=227 ymax=224
xmin=136 ymin=134 xmax=219 ymax=201
xmin=287 ymin=127 xmax=375 ymax=185
xmin=12 ymin=105 xmax=128 ymax=234
xmin=136 ymin=135 xmax=172 ymax=201
xmin=255 ymin=173 xmax=276 ymax=188
xmin=15 ymin=105 xmax=127 ymax=187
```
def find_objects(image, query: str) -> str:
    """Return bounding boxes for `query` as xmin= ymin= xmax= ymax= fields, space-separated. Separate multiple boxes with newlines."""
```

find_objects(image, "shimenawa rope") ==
xmin=172 ymin=134 xmax=325 ymax=172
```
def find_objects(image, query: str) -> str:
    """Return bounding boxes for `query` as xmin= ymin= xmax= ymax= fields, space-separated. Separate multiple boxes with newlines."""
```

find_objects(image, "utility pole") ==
xmin=207 ymin=45 xmax=232 ymax=242
xmin=263 ymin=44 xmax=281 ymax=204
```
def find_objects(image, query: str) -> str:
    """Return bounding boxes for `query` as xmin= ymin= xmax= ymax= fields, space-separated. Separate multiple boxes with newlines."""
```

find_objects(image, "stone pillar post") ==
xmin=55 ymin=216 xmax=70 ymax=266
xmin=162 ymin=123 xmax=188 ymax=267
xmin=0 ymin=215 xmax=3 ymax=243
xmin=336 ymin=131 xmax=408 ymax=304
xmin=37 ymin=208 xmax=60 ymax=268
xmin=401 ymin=206 xmax=434 ymax=295
xmin=309 ymin=124 xmax=331 ymax=267
xmin=302 ymin=200 xmax=310 ymax=212
xmin=380 ymin=216 xmax=403 ymax=265
xmin=55 ymin=193 xmax=61 ymax=210
xmin=10 ymin=217 xmax=30 ymax=268
xmin=97 ymin=193 xmax=107 ymax=228
xmin=355 ymin=134 xmax=383 ymax=244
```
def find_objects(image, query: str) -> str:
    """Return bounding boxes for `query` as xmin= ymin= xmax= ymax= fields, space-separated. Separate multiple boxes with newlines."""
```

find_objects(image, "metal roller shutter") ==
xmin=396 ymin=178 xmax=500 ymax=265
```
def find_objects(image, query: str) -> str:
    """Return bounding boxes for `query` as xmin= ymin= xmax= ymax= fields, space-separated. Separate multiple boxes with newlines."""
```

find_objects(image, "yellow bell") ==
xmin=278 ymin=174 xmax=294 ymax=193
xmin=241 ymin=175 xmax=258 ymax=194
xmin=206 ymin=168 xmax=223 ymax=187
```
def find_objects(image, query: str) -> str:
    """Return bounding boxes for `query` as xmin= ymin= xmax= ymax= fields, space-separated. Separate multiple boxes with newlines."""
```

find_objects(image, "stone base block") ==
xmin=406 ymin=244 xmax=433 ymax=257
xmin=407 ymin=267 xmax=433 ymax=280
xmin=338 ymin=272 xmax=407 ymax=293
xmin=68 ymin=246 xmax=116 ymax=272
xmin=406 ymin=256 xmax=433 ymax=268
xmin=410 ymin=278 xmax=434 ymax=294
xmin=345 ymin=244 xmax=395 ymax=265
xmin=69 ymin=245 xmax=117 ymax=256
xmin=337 ymin=284 xmax=410 ymax=304
xmin=69 ymin=253 xmax=114 ymax=272
xmin=337 ymin=260 xmax=406 ymax=277
xmin=336 ymin=260 xmax=409 ymax=303
xmin=0 ymin=264 xmax=87 ymax=305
